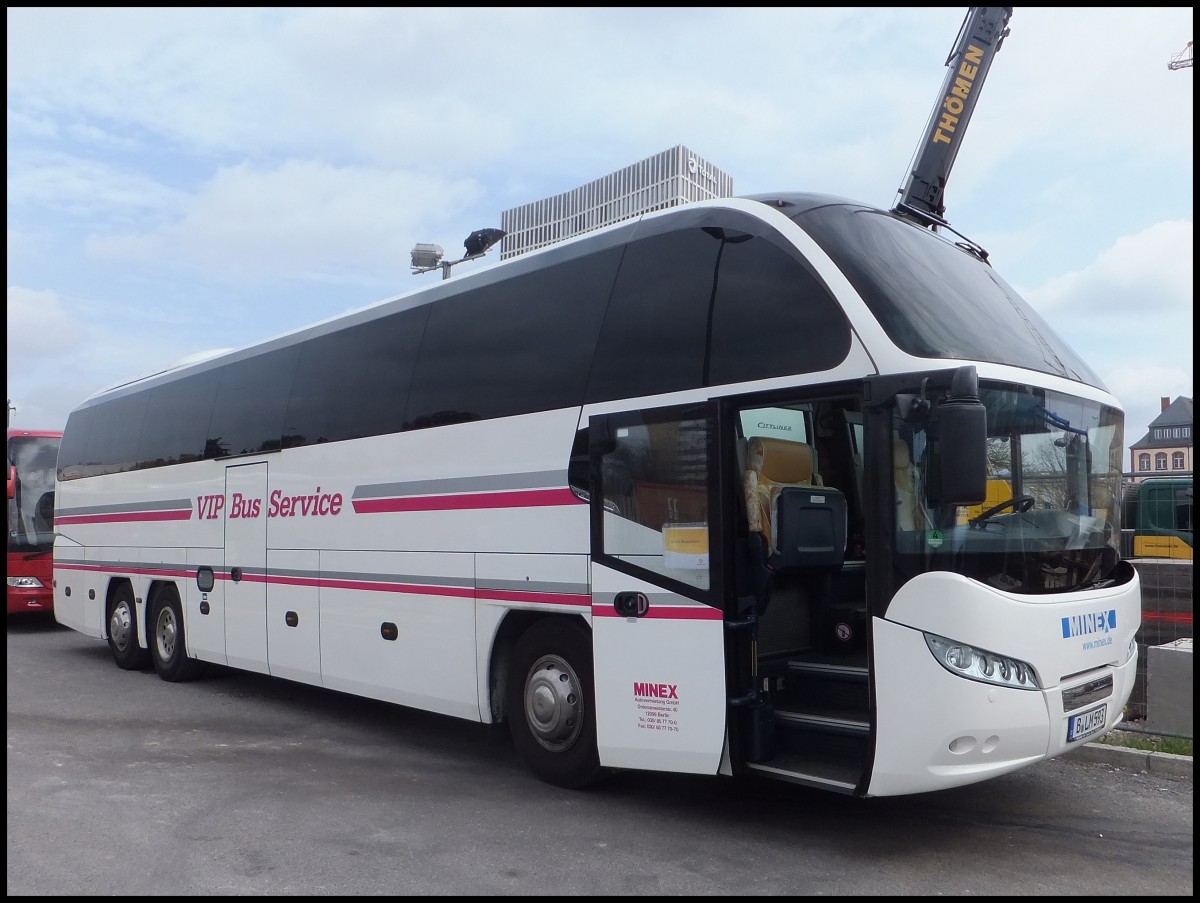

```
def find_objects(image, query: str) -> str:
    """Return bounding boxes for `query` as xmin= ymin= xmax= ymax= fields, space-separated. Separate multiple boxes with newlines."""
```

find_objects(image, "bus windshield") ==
xmin=8 ymin=433 xmax=60 ymax=555
xmin=792 ymin=201 xmax=1105 ymax=388
xmin=893 ymin=384 xmax=1124 ymax=593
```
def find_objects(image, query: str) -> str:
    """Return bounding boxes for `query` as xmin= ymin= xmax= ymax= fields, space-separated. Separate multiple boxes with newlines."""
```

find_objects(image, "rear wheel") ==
xmin=506 ymin=618 xmax=606 ymax=789
xmin=106 ymin=583 xmax=151 ymax=670
xmin=149 ymin=585 xmax=206 ymax=682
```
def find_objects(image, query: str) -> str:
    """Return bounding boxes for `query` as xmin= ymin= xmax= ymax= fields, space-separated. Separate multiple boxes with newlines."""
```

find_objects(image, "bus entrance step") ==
xmin=744 ymin=753 xmax=862 ymax=793
xmin=758 ymin=724 xmax=869 ymax=788
xmin=787 ymin=659 xmax=868 ymax=681
xmin=781 ymin=660 xmax=869 ymax=711
xmin=774 ymin=707 xmax=870 ymax=737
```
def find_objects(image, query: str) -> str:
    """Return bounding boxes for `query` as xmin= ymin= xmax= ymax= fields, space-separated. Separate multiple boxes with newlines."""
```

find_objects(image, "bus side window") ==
xmin=1175 ymin=487 xmax=1194 ymax=533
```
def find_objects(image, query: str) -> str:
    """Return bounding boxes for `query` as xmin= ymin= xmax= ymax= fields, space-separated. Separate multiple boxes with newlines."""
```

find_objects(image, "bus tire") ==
xmin=106 ymin=583 xmax=151 ymax=670
xmin=149 ymin=585 xmax=206 ymax=683
xmin=506 ymin=618 xmax=606 ymax=789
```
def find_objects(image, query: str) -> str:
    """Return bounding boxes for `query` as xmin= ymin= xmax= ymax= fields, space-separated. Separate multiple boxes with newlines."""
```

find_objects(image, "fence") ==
xmin=1127 ymin=558 xmax=1193 ymax=739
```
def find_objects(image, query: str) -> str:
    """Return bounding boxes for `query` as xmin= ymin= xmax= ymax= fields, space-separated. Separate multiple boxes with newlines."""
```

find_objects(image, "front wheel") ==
xmin=149 ymin=586 xmax=207 ymax=682
xmin=506 ymin=618 xmax=606 ymax=789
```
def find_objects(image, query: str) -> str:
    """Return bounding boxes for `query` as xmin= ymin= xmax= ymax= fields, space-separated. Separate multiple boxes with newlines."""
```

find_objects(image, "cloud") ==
xmin=7 ymin=150 xmax=189 ymax=226
xmin=5 ymin=287 xmax=93 ymax=429
xmin=1108 ymin=365 xmax=1193 ymax=448
xmin=1027 ymin=221 xmax=1192 ymax=405
xmin=6 ymin=287 xmax=85 ymax=369
xmin=1029 ymin=221 xmax=1193 ymax=318
xmin=1018 ymin=220 xmax=1193 ymax=440
xmin=82 ymin=160 xmax=483 ymax=283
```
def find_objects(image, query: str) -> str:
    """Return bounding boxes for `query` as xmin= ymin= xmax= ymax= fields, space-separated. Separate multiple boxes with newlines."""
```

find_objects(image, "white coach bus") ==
xmin=53 ymin=192 xmax=1139 ymax=796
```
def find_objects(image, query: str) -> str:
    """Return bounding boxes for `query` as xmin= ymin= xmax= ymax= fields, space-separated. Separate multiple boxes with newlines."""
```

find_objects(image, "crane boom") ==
xmin=1168 ymin=41 xmax=1193 ymax=70
xmin=894 ymin=7 xmax=1013 ymax=227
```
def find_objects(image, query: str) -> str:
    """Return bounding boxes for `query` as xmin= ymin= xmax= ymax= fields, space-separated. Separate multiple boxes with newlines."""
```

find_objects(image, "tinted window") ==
xmin=208 ymin=345 xmax=302 ymax=456
xmin=77 ymin=391 xmax=149 ymax=477
xmin=586 ymin=226 xmax=718 ymax=402
xmin=586 ymin=214 xmax=851 ymax=402
xmin=283 ymin=306 xmax=428 ymax=447
xmin=708 ymin=233 xmax=850 ymax=384
xmin=405 ymin=248 xmax=620 ymax=428
xmin=137 ymin=369 xmax=220 ymax=468
xmin=57 ymin=406 xmax=96 ymax=480
xmin=795 ymin=203 xmax=1104 ymax=387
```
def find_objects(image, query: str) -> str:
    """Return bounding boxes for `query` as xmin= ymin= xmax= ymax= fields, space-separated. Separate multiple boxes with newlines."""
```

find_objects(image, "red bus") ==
xmin=7 ymin=428 xmax=62 ymax=615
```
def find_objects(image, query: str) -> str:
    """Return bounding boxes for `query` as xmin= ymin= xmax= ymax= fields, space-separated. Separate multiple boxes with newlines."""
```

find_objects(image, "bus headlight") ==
xmin=7 ymin=576 xmax=45 ymax=589
xmin=924 ymin=633 xmax=1041 ymax=690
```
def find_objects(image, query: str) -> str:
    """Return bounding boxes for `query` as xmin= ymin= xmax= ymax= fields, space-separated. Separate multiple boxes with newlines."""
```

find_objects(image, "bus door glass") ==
xmin=588 ymin=402 xmax=728 ymax=775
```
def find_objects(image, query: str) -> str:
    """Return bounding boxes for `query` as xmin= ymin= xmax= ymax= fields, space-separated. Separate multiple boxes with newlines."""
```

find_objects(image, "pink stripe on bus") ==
xmin=478 ymin=589 xmax=590 ymax=608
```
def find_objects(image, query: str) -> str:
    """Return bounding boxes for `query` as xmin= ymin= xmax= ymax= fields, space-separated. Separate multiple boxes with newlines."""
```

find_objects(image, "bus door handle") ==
xmin=230 ymin=567 xmax=243 ymax=583
xmin=614 ymin=592 xmax=649 ymax=618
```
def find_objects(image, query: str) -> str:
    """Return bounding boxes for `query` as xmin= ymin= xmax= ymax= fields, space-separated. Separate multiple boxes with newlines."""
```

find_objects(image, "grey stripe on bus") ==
xmin=56 ymin=497 xmax=193 ymax=517
xmin=476 ymin=578 xmax=588 ymax=595
xmin=352 ymin=470 xmax=568 ymax=500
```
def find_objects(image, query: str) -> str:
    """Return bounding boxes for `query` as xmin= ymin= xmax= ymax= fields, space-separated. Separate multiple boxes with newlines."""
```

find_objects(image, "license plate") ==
xmin=1067 ymin=704 xmax=1107 ymax=743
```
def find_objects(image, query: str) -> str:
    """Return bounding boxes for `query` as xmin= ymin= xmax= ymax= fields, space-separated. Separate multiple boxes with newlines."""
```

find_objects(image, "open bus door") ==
xmin=587 ymin=402 xmax=729 ymax=775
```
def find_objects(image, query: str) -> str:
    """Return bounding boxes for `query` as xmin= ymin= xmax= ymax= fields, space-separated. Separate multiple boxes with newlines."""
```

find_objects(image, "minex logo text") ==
xmin=1061 ymin=609 xmax=1117 ymax=639
xmin=633 ymin=682 xmax=678 ymax=700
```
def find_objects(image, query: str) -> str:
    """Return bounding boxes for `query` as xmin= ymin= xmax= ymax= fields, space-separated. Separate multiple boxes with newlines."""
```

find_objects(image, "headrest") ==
xmin=894 ymin=439 xmax=911 ymax=469
xmin=748 ymin=436 xmax=814 ymax=484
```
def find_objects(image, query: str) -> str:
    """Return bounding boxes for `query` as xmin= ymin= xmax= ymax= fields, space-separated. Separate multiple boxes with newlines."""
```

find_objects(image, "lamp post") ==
xmin=411 ymin=228 xmax=506 ymax=280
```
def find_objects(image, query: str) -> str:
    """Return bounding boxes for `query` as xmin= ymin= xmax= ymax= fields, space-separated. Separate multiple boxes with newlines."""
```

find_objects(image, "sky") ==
xmin=6 ymin=7 xmax=1194 ymax=458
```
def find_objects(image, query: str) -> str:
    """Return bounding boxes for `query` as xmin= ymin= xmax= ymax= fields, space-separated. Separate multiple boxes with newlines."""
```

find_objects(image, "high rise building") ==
xmin=499 ymin=145 xmax=733 ymax=260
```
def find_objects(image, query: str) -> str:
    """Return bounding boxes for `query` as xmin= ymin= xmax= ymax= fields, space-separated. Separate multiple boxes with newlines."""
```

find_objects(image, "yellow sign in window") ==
xmin=663 ymin=522 xmax=709 ymax=570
